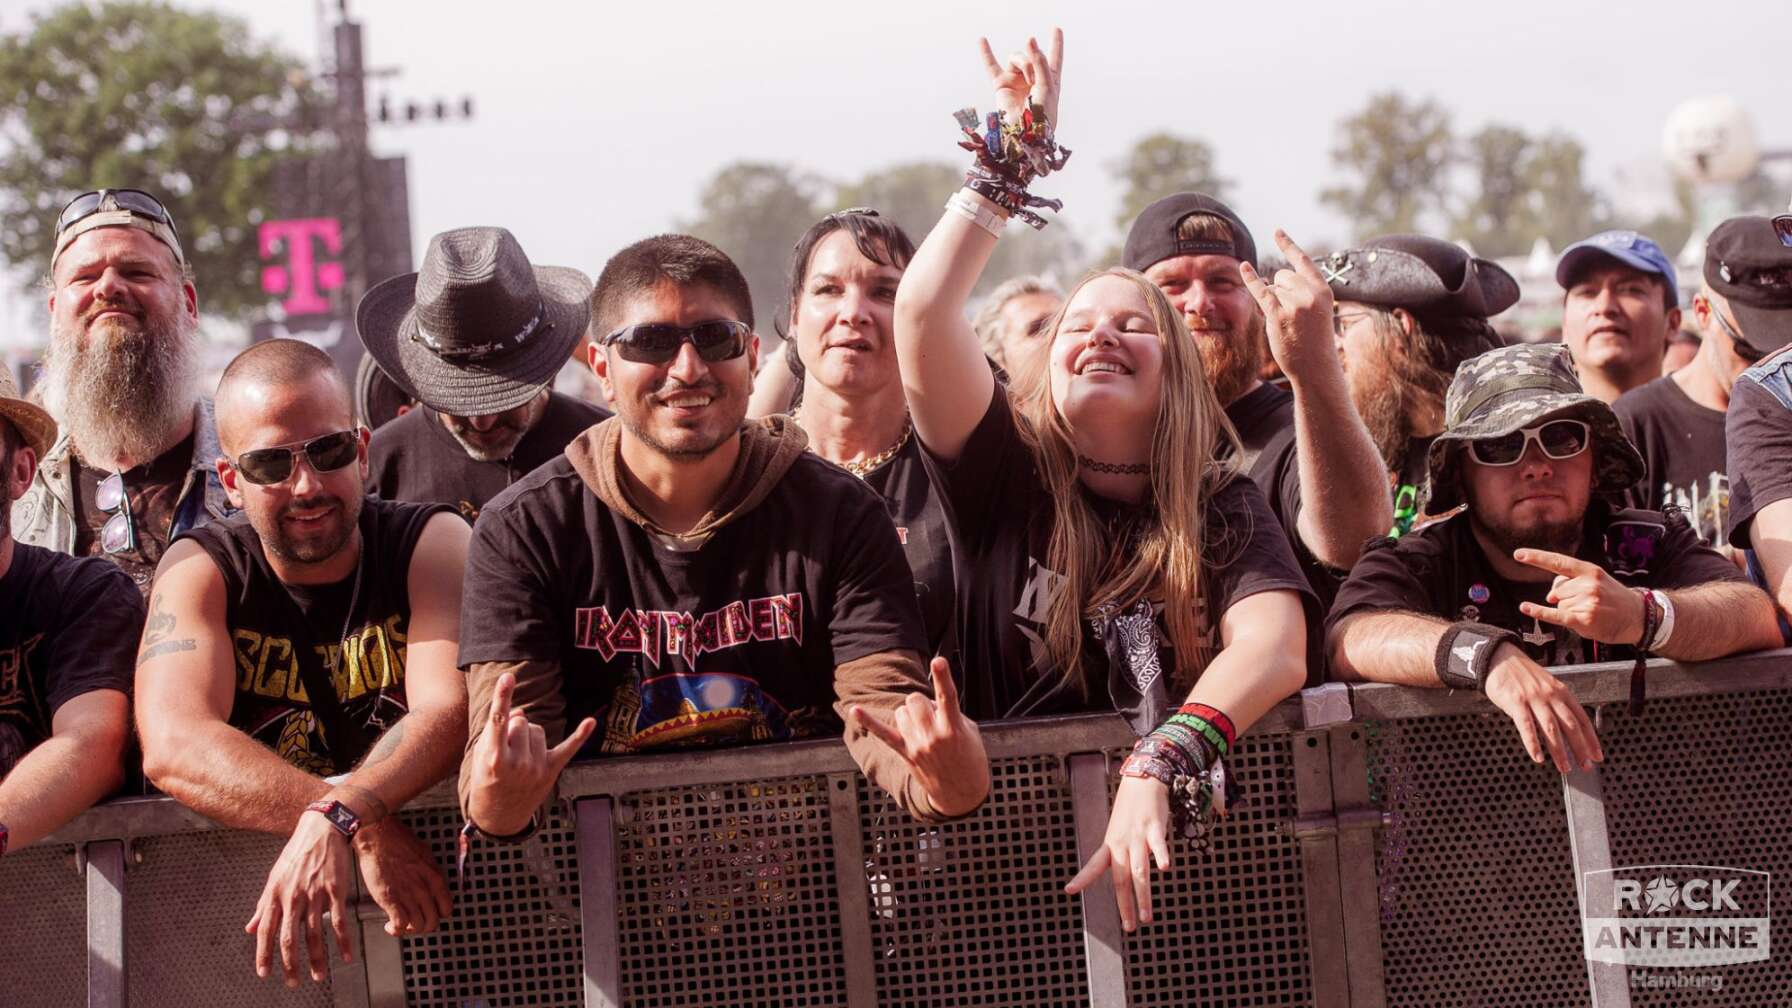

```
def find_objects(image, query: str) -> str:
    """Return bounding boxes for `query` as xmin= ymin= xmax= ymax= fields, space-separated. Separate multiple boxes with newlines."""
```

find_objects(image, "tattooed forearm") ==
xmin=361 ymin=720 xmax=406 ymax=768
xmin=137 ymin=638 xmax=196 ymax=667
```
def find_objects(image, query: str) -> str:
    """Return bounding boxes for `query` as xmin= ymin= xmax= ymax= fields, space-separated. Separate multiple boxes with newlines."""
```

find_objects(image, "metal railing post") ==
xmin=1290 ymin=730 xmax=1351 ymax=1007
xmin=82 ymin=839 xmax=127 ymax=1008
xmin=1564 ymin=766 xmax=1632 ymax=1008
xmin=577 ymin=797 xmax=623 ymax=1008
xmin=824 ymin=772 xmax=880 ymax=1008
xmin=1068 ymin=752 xmax=1130 ymax=1008
xmin=1328 ymin=724 xmax=1389 ymax=1007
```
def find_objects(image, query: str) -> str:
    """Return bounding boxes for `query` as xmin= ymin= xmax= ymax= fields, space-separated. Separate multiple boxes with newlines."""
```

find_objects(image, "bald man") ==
xmin=135 ymin=339 xmax=469 ymax=989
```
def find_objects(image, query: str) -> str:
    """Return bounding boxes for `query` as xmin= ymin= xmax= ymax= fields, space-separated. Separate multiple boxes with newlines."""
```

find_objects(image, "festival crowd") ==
xmin=4 ymin=29 xmax=1792 ymax=990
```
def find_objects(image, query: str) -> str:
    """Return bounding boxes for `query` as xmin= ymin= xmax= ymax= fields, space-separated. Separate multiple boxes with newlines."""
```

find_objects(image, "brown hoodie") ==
xmin=460 ymin=417 xmax=971 ymax=828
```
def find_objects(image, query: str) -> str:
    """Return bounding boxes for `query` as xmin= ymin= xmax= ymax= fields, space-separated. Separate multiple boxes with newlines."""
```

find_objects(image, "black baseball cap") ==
xmin=1704 ymin=216 xmax=1792 ymax=357
xmin=1122 ymin=193 xmax=1257 ymax=273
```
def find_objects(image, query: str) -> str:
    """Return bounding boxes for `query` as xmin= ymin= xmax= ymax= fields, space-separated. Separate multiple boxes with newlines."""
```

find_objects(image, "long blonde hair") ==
xmin=1015 ymin=268 xmax=1242 ymax=697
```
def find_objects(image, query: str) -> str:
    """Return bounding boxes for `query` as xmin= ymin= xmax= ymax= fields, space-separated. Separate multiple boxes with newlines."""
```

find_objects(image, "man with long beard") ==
xmin=1320 ymin=235 xmax=1516 ymax=534
xmin=1325 ymin=344 xmax=1779 ymax=771
xmin=12 ymin=189 xmax=230 ymax=594
xmin=1123 ymin=194 xmax=1391 ymax=623
xmin=136 ymin=339 xmax=470 ymax=987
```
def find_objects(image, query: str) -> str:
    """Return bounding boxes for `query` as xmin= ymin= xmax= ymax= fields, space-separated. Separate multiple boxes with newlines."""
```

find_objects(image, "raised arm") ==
xmin=746 ymin=341 xmax=800 ymax=418
xmin=894 ymin=30 xmax=1061 ymax=461
xmin=137 ymin=540 xmax=330 ymax=832
xmin=1241 ymin=231 xmax=1394 ymax=568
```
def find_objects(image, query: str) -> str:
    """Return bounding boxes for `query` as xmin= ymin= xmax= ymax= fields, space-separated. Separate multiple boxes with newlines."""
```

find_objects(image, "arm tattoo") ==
xmin=141 ymin=592 xmax=176 ymax=647
xmin=362 ymin=720 xmax=406 ymax=768
xmin=137 ymin=639 xmax=196 ymax=668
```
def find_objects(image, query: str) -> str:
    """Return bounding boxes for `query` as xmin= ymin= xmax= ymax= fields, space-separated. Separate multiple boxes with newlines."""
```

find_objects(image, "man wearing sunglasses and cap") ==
xmin=455 ymin=233 xmax=989 ymax=847
xmin=1722 ymin=212 xmax=1792 ymax=636
xmin=12 ymin=188 xmax=232 ymax=595
xmin=1617 ymin=216 xmax=1792 ymax=551
xmin=1327 ymin=343 xmax=1779 ymax=772
xmin=361 ymin=226 xmax=611 ymax=524
xmin=0 ymin=370 xmax=144 ymax=862
xmin=136 ymin=339 xmax=470 ymax=987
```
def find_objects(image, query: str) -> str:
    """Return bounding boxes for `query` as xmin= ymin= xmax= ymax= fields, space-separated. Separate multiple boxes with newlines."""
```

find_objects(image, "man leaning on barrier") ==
xmin=0 ymin=371 xmax=143 ymax=861
xmin=135 ymin=339 xmax=471 ymax=988
xmin=1326 ymin=343 xmax=1781 ymax=771
xmin=455 ymin=233 xmax=990 ymax=847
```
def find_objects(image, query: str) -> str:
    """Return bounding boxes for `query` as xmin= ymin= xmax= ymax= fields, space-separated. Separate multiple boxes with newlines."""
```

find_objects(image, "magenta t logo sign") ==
xmin=260 ymin=218 xmax=345 ymax=316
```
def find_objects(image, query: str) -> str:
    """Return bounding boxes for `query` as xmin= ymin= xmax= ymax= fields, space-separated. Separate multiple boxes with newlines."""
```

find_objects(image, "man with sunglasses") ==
xmin=1618 ymin=216 xmax=1792 ymax=551
xmin=1722 ymin=213 xmax=1792 ymax=636
xmin=12 ymin=188 xmax=231 ymax=595
xmin=360 ymin=227 xmax=611 ymax=524
xmin=0 ymin=371 xmax=144 ymax=862
xmin=1327 ymin=344 xmax=1779 ymax=772
xmin=136 ymin=340 xmax=470 ymax=987
xmin=455 ymin=234 xmax=989 ymax=845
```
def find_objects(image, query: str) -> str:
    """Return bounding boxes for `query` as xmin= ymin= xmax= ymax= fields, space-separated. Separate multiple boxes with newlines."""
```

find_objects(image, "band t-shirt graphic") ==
xmin=858 ymin=434 xmax=958 ymax=658
xmin=1615 ymin=376 xmax=1730 ymax=545
xmin=457 ymin=427 xmax=926 ymax=759
xmin=1327 ymin=504 xmax=1745 ymax=667
xmin=935 ymin=386 xmax=1314 ymax=723
xmin=179 ymin=498 xmax=449 ymax=775
xmin=0 ymin=544 xmax=142 ymax=777
xmin=367 ymin=391 xmax=611 ymax=524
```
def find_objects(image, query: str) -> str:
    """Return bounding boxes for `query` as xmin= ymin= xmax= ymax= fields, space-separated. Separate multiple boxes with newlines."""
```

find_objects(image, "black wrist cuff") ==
xmin=1435 ymin=622 xmax=1520 ymax=692
xmin=461 ymin=813 xmax=540 ymax=845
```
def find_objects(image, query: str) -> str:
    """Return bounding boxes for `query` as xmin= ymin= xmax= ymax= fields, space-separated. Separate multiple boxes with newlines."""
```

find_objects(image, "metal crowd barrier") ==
xmin=4 ymin=649 xmax=1791 ymax=1007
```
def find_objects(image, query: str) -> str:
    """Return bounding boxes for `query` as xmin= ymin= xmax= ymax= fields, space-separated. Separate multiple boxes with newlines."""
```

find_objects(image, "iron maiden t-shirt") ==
xmin=457 ymin=449 xmax=926 ymax=759
xmin=0 ymin=544 xmax=142 ymax=777
xmin=178 ymin=497 xmax=448 ymax=775
xmin=1327 ymin=504 xmax=1745 ymax=668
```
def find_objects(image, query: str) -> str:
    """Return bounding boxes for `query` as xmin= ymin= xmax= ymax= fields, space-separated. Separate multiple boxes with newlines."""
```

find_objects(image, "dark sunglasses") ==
xmin=55 ymin=188 xmax=180 ymax=242
xmin=602 ymin=320 xmax=750 ymax=365
xmin=1773 ymin=215 xmax=1792 ymax=249
xmin=95 ymin=472 xmax=136 ymax=555
xmin=230 ymin=430 xmax=360 ymax=486
xmin=1467 ymin=419 xmax=1591 ymax=467
xmin=1697 ymin=294 xmax=1767 ymax=364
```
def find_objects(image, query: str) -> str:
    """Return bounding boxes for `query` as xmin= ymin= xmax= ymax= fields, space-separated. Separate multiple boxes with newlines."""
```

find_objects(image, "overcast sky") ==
xmin=3 ymin=0 xmax=1789 ymax=346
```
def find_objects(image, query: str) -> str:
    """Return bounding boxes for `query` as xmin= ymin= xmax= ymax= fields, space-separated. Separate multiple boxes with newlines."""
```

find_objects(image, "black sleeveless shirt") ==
xmin=179 ymin=497 xmax=449 ymax=776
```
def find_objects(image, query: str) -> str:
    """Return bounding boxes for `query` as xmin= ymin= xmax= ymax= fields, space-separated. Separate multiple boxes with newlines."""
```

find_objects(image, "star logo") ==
xmin=1644 ymin=876 xmax=1680 ymax=914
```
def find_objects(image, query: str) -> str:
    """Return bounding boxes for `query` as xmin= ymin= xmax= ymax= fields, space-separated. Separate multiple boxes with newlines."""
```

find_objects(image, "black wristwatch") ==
xmin=306 ymin=799 xmax=363 ymax=839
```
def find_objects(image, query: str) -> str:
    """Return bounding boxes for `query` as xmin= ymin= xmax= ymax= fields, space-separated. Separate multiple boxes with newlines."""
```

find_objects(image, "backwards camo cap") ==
xmin=1423 ymin=342 xmax=1644 ymax=513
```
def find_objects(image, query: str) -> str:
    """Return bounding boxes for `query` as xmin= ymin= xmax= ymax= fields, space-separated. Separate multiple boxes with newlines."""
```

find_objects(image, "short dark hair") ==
xmin=780 ymin=210 xmax=915 ymax=338
xmin=591 ymin=234 xmax=754 ymax=336
xmin=219 ymin=337 xmax=342 ymax=395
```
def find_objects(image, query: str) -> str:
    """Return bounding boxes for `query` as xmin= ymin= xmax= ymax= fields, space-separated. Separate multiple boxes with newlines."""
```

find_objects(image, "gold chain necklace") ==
xmin=795 ymin=410 xmax=912 ymax=479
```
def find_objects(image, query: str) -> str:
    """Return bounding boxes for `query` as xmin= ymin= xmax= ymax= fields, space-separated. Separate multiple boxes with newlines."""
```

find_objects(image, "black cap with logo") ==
xmin=1704 ymin=215 xmax=1792 ymax=357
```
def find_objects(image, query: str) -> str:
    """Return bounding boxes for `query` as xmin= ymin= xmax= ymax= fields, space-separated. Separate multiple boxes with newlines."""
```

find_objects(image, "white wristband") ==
xmin=1650 ymin=590 xmax=1676 ymax=651
xmin=945 ymin=190 xmax=1005 ymax=239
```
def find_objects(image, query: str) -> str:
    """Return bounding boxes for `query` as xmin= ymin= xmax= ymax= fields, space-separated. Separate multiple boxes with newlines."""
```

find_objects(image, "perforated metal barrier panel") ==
xmin=0 ymin=843 xmax=85 ymax=1008
xmin=1367 ymin=713 xmax=1590 ymax=1007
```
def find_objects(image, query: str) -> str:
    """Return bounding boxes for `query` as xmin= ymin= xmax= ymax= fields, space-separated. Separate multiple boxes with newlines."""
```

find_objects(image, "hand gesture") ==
xmin=353 ymin=818 xmax=452 ymax=937
xmin=978 ymin=28 xmax=1064 ymax=128
xmin=1483 ymin=642 xmax=1603 ymax=773
xmin=467 ymin=672 xmax=596 ymax=836
xmin=1064 ymin=774 xmax=1172 ymax=931
xmin=246 ymin=810 xmax=354 ymax=987
xmin=1514 ymin=548 xmax=1646 ymax=646
xmin=1239 ymin=230 xmax=1338 ymax=378
xmin=849 ymin=657 xmax=990 ymax=818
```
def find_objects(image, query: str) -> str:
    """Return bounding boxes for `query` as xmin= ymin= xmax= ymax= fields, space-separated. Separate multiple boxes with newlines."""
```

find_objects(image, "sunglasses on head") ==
xmin=230 ymin=430 xmax=360 ymax=486
xmin=602 ymin=319 xmax=750 ymax=366
xmin=55 ymin=188 xmax=180 ymax=242
xmin=1466 ymin=418 xmax=1591 ymax=467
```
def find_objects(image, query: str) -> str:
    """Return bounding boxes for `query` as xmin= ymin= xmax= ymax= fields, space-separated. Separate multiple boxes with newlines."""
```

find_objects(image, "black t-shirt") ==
xmin=1615 ymin=376 xmax=1730 ymax=546
xmin=855 ymin=434 xmax=957 ymax=658
xmin=1327 ymin=505 xmax=1745 ymax=669
xmin=932 ymin=386 xmax=1315 ymax=722
xmin=1725 ymin=354 xmax=1792 ymax=550
xmin=178 ymin=498 xmax=448 ymax=776
xmin=457 ymin=447 xmax=926 ymax=760
xmin=1224 ymin=382 xmax=1345 ymax=609
xmin=367 ymin=391 xmax=611 ymax=523
xmin=72 ymin=430 xmax=197 ymax=593
xmin=0 ymin=543 xmax=142 ymax=777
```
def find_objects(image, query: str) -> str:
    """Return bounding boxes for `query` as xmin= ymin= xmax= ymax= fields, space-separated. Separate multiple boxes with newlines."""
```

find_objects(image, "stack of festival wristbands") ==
xmin=1120 ymin=703 xmax=1241 ymax=840
xmin=951 ymin=100 xmax=1070 ymax=229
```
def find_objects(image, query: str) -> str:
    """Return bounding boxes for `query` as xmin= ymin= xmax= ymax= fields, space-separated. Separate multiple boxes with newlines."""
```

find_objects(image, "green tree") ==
xmin=0 ymin=1 xmax=318 ymax=318
xmin=1525 ymin=133 xmax=1602 ymax=249
xmin=1320 ymin=92 xmax=1455 ymax=238
xmin=681 ymin=161 xmax=823 ymax=332
xmin=1109 ymin=132 xmax=1228 ymax=235
xmin=1455 ymin=126 xmax=1603 ymax=256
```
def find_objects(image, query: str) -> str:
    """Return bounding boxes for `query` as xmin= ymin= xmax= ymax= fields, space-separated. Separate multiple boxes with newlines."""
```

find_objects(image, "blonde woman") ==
xmin=892 ymin=29 xmax=1315 ymax=931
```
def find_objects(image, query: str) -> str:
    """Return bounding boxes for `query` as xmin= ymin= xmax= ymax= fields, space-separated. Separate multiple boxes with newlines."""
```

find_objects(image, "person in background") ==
xmin=353 ymin=354 xmax=416 ymax=432
xmin=1556 ymin=230 xmax=1680 ymax=404
xmin=972 ymin=274 xmax=1062 ymax=375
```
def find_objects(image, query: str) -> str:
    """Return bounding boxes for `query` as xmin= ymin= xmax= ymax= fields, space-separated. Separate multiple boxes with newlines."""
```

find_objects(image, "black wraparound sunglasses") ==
xmin=230 ymin=430 xmax=360 ymax=486
xmin=601 ymin=320 xmax=750 ymax=366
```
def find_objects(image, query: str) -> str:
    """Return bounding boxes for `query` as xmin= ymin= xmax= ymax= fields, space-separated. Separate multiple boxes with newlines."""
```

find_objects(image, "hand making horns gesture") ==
xmin=850 ymin=657 xmax=990 ymax=818
xmin=467 ymin=672 xmax=597 ymax=835
xmin=1514 ymin=548 xmax=1648 ymax=646
xmin=1240 ymin=229 xmax=1339 ymax=377
xmin=979 ymin=27 xmax=1064 ymax=128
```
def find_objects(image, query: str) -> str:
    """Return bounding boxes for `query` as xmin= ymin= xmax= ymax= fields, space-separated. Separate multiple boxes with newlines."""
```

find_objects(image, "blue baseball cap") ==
xmin=1555 ymin=230 xmax=1678 ymax=303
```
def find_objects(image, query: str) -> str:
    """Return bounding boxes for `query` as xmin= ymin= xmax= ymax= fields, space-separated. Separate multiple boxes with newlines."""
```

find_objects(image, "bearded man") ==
xmin=12 ymin=188 xmax=231 ymax=593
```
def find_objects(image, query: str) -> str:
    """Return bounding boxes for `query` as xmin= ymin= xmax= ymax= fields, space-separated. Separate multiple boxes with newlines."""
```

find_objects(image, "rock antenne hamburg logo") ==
xmin=1582 ymin=864 xmax=1769 ymax=968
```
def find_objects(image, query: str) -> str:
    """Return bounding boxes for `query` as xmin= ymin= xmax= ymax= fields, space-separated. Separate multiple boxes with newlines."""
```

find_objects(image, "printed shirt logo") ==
xmin=231 ymin=615 xmax=410 ymax=774
xmin=572 ymin=594 xmax=805 ymax=669
xmin=1012 ymin=556 xmax=1213 ymax=676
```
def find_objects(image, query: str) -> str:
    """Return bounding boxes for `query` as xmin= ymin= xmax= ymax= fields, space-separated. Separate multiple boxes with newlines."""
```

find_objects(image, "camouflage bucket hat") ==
xmin=1423 ymin=342 xmax=1644 ymax=513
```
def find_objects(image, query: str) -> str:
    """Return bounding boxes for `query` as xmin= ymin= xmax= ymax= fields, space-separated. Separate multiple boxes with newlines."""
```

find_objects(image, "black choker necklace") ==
xmin=1078 ymin=454 xmax=1149 ymax=475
